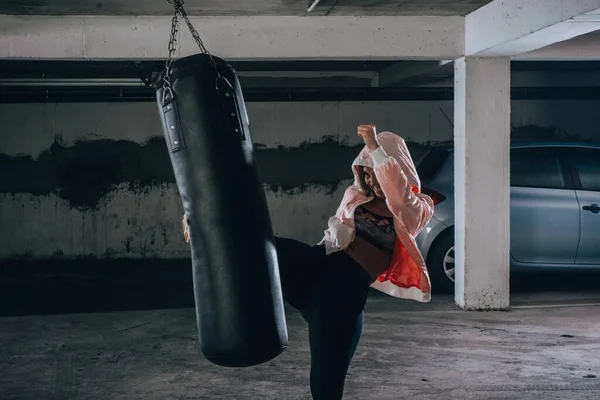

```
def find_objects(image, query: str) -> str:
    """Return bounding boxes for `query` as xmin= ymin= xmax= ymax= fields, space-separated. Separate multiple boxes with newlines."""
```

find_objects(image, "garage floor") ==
xmin=1 ymin=288 xmax=599 ymax=400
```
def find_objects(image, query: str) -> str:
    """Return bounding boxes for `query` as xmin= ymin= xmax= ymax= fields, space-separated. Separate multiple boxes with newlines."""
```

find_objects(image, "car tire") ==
xmin=427 ymin=229 xmax=455 ymax=294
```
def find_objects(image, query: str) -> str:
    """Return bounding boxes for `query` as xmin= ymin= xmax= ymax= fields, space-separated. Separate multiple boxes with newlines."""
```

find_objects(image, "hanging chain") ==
xmin=162 ymin=0 xmax=228 ymax=103
xmin=175 ymin=1 xmax=216 ymax=67
xmin=162 ymin=7 xmax=180 ymax=103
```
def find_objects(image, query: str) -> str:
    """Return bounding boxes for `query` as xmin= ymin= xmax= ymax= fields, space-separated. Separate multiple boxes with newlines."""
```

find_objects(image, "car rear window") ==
xmin=567 ymin=148 xmax=600 ymax=191
xmin=416 ymin=148 xmax=450 ymax=181
xmin=511 ymin=148 xmax=566 ymax=189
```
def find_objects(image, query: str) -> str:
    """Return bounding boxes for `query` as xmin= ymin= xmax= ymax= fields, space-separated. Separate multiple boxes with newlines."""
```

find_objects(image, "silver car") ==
xmin=415 ymin=141 xmax=600 ymax=293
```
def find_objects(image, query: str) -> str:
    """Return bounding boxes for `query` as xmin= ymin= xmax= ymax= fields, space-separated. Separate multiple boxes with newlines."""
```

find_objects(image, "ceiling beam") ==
xmin=465 ymin=0 xmax=600 ymax=57
xmin=514 ymin=30 xmax=600 ymax=61
xmin=0 ymin=15 xmax=464 ymax=60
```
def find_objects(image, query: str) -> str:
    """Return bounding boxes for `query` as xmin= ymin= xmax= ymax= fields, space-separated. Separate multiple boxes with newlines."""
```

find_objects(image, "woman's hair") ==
xmin=355 ymin=166 xmax=373 ymax=196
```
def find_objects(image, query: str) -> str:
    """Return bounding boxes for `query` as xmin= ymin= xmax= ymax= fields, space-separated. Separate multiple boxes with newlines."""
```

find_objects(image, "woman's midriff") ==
xmin=344 ymin=236 xmax=392 ymax=281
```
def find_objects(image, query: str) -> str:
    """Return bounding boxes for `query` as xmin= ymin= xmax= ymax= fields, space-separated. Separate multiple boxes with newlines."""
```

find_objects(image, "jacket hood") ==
xmin=351 ymin=131 xmax=421 ymax=191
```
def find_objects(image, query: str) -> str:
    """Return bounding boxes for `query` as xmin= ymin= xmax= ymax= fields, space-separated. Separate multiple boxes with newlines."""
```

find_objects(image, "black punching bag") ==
xmin=155 ymin=53 xmax=288 ymax=367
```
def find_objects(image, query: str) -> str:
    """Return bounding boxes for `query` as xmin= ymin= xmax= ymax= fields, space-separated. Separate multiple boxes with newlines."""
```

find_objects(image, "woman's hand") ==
xmin=357 ymin=125 xmax=379 ymax=152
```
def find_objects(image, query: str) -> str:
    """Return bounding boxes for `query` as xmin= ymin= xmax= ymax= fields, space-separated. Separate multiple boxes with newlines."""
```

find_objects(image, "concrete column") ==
xmin=453 ymin=57 xmax=511 ymax=311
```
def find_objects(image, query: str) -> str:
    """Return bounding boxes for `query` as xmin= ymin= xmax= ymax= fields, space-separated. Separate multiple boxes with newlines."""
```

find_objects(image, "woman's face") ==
xmin=362 ymin=167 xmax=385 ymax=199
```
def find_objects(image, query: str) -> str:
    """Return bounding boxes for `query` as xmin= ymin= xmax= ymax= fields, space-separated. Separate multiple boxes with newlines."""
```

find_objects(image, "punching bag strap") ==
xmin=160 ymin=6 xmax=184 ymax=153
xmin=161 ymin=3 xmax=180 ymax=106
xmin=216 ymin=81 xmax=245 ymax=141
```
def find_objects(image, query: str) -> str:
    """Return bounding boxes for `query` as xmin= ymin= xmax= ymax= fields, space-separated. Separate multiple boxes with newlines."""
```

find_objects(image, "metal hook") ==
xmin=162 ymin=86 xmax=174 ymax=105
xmin=215 ymin=75 xmax=233 ymax=91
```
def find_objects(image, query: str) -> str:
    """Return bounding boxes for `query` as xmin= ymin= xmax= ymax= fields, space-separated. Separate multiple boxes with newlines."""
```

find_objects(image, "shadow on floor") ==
xmin=1 ymin=258 xmax=599 ymax=317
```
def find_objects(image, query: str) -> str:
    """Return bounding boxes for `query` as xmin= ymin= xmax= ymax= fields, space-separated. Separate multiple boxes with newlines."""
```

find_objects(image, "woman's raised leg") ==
xmin=273 ymin=236 xmax=322 ymax=311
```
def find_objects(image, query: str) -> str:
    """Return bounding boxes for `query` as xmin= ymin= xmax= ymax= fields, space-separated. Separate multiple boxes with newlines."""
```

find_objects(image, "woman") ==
xmin=182 ymin=125 xmax=434 ymax=399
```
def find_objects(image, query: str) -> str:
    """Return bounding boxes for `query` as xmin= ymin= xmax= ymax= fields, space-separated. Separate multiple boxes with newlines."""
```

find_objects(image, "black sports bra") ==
xmin=354 ymin=206 xmax=395 ymax=252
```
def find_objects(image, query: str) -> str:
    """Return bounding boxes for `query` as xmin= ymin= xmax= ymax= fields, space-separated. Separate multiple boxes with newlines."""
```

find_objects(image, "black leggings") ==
xmin=274 ymin=237 xmax=373 ymax=400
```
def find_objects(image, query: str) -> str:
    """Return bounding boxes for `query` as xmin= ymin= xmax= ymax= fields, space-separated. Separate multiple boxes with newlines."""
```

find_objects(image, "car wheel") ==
xmin=427 ymin=230 xmax=455 ymax=294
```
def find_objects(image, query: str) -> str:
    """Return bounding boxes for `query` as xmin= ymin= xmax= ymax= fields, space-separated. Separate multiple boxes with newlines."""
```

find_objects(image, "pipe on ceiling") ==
xmin=0 ymin=78 xmax=147 ymax=87
xmin=307 ymin=0 xmax=321 ymax=12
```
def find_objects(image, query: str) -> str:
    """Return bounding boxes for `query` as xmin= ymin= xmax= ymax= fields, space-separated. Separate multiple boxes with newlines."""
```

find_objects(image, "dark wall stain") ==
xmin=0 ymin=136 xmax=173 ymax=210
xmin=256 ymin=136 xmax=362 ymax=194
xmin=0 ymin=135 xmax=429 ymax=209
xmin=162 ymin=229 xmax=169 ymax=247
xmin=124 ymin=237 xmax=132 ymax=253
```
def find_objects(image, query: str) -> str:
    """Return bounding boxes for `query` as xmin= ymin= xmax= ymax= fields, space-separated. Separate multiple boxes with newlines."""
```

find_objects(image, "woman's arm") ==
xmin=357 ymin=125 xmax=434 ymax=236
xmin=370 ymin=147 xmax=434 ymax=236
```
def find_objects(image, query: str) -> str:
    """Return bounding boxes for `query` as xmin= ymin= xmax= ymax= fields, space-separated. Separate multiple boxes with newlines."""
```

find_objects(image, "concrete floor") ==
xmin=1 ymin=291 xmax=600 ymax=400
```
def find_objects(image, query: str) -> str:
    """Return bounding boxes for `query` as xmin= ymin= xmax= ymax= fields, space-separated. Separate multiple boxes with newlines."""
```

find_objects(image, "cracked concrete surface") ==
xmin=1 ymin=292 xmax=599 ymax=399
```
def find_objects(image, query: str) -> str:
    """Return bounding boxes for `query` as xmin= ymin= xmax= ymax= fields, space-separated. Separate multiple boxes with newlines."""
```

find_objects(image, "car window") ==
xmin=569 ymin=148 xmax=600 ymax=191
xmin=416 ymin=148 xmax=450 ymax=181
xmin=511 ymin=148 xmax=566 ymax=189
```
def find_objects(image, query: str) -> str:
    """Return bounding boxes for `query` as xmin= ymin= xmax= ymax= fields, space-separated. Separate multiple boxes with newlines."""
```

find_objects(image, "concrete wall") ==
xmin=1 ymin=100 xmax=600 ymax=260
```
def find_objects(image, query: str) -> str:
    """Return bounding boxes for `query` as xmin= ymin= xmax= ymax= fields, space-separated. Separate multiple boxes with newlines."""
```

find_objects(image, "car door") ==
xmin=566 ymin=147 xmax=600 ymax=265
xmin=510 ymin=147 xmax=580 ymax=265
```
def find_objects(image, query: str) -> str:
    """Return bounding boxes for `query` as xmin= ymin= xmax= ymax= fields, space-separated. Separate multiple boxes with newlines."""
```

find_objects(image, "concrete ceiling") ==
xmin=0 ymin=0 xmax=494 ymax=17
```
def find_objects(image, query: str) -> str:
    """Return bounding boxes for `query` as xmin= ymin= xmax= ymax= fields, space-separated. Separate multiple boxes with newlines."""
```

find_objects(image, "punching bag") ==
xmin=155 ymin=52 xmax=288 ymax=367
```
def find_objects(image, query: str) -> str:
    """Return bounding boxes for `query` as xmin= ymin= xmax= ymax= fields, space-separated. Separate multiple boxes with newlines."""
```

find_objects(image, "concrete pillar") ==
xmin=453 ymin=57 xmax=511 ymax=311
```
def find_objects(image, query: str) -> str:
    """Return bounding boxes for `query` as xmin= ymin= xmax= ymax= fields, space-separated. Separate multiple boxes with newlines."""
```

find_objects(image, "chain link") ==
xmin=162 ymin=7 xmax=180 ymax=103
xmin=162 ymin=0 xmax=229 ymax=103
